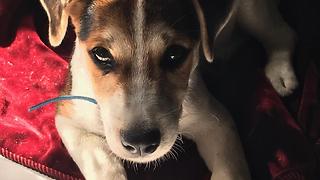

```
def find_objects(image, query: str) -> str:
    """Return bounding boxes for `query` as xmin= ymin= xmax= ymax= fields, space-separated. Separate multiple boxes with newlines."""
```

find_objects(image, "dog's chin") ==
xmin=107 ymin=135 xmax=178 ymax=164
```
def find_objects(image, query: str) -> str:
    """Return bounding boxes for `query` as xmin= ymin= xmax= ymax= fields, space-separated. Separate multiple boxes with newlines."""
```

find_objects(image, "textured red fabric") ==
xmin=0 ymin=0 xmax=319 ymax=180
xmin=246 ymin=72 xmax=317 ymax=180
xmin=0 ymin=12 xmax=83 ymax=180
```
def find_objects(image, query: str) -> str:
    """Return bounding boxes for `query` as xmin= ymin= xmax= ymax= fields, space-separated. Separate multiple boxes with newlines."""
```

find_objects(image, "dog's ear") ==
xmin=192 ymin=0 xmax=238 ymax=62
xmin=39 ymin=0 xmax=72 ymax=46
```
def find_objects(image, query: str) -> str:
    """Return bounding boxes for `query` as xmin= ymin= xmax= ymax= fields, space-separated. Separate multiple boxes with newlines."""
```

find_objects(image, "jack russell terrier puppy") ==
xmin=38 ymin=0 xmax=297 ymax=179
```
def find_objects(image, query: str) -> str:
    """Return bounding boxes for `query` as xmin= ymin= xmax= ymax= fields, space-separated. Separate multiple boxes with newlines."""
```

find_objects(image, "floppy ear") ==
xmin=39 ymin=0 xmax=71 ymax=46
xmin=192 ymin=0 xmax=238 ymax=62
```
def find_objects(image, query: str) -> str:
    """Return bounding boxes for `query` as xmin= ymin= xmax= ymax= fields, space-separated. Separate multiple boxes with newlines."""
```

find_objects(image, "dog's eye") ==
xmin=161 ymin=45 xmax=189 ymax=71
xmin=89 ymin=47 xmax=115 ymax=74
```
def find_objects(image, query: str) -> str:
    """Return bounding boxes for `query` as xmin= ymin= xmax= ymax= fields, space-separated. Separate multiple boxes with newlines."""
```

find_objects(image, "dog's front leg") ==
xmin=180 ymin=73 xmax=250 ymax=180
xmin=55 ymin=115 xmax=127 ymax=180
xmin=238 ymin=0 xmax=298 ymax=96
xmin=181 ymin=109 xmax=250 ymax=180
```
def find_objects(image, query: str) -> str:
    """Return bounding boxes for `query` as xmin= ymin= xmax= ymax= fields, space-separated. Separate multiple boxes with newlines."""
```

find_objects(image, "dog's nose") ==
xmin=120 ymin=128 xmax=160 ymax=156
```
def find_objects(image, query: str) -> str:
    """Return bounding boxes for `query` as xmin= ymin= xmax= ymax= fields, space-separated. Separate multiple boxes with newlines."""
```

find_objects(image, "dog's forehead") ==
xmin=77 ymin=0 xmax=198 ymax=42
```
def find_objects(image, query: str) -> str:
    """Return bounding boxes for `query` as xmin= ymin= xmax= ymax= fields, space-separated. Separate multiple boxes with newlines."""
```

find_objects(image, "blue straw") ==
xmin=28 ymin=95 xmax=97 ymax=112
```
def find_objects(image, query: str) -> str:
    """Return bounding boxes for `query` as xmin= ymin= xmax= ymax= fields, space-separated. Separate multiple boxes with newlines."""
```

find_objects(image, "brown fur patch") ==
xmin=56 ymin=68 xmax=73 ymax=119
xmin=60 ymin=69 xmax=72 ymax=96
xmin=57 ymin=100 xmax=74 ymax=119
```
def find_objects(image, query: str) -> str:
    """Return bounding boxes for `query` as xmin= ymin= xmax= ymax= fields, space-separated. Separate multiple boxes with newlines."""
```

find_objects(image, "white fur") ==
xmin=69 ymin=40 xmax=104 ymax=134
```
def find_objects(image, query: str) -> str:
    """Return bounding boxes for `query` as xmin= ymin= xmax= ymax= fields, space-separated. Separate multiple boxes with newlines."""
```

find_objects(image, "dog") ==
xmin=38 ymin=0 xmax=297 ymax=179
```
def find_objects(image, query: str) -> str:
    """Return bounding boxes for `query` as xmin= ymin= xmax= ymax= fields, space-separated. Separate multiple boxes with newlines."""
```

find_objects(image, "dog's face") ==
xmin=40 ymin=0 xmax=235 ymax=163
xmin=74 ymin=0 xmax=200 ymax=163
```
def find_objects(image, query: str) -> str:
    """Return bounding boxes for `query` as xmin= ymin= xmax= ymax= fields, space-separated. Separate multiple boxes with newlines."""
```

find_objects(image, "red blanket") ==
xmin=0 ymin=0 xmax=319 ymax=179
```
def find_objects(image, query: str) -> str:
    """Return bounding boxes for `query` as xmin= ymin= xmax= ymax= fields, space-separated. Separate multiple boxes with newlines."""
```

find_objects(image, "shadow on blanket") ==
xmin=0 ymin=0 xmax=319 ymax=179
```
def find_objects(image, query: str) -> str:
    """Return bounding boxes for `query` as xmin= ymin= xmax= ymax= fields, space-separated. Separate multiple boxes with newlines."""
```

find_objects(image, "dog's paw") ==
xmin=82 ymin=159 xmax=127 ymax=180
xmin=210 ymin=172 xmax=249 ymax=180
xmin=87 ymin=171 xmax=126 ymax=180
xmin=100 ymin=159 xmax=127 ymax=180
xmin=83 ymin=158 xmax=127 ymax=180
xmin=265 ymin=53 xmax=298 ymax=96
xmin=104 ymin=169 xmax=127 ymax=180
xmin=80 ymin=146 xmax=127 ymax=180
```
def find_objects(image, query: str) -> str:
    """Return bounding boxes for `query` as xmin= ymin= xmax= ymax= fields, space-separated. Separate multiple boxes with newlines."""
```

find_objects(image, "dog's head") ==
xmin=40 ymin=0 xmax=236 ymax=163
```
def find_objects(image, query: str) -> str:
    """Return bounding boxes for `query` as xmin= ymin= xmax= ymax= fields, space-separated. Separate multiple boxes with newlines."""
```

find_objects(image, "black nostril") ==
xmin=143 ymin=143 xmax=159 ymax=154
xmin=122 ymin=142 xmax=138 ymax=154
xmin=120 ymin=128 xmax=161 ymax=155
